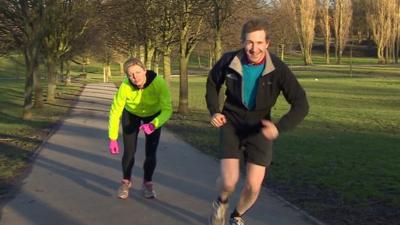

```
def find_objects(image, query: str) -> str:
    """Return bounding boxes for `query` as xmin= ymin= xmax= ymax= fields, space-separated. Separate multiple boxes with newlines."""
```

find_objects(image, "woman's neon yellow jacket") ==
xmin=108 ymin=71 xmax=172 ymax=140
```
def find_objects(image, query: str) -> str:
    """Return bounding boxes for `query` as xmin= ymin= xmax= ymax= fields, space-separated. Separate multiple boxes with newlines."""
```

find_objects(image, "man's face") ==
xmin=243 ymin=30 xmax=269 ymax=64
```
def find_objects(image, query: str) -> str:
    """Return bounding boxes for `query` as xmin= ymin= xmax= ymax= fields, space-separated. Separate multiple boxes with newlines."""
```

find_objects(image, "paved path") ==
xmin=0 ymin=83 xmax=325 ymax=225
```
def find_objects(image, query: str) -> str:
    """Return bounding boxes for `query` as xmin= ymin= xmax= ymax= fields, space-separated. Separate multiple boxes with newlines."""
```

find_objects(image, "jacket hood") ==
xmin=128 ymin=70 xmax=157 ymax=89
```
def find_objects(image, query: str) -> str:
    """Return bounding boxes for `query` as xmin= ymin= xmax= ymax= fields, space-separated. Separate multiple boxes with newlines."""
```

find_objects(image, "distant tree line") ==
xmin=267 ymin=0 xmax=400 ymax=65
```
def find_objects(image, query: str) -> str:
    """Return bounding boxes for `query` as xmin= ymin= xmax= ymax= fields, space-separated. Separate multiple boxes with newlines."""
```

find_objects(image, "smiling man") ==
xmin=205 ymin=18 xmax=309 ymax=225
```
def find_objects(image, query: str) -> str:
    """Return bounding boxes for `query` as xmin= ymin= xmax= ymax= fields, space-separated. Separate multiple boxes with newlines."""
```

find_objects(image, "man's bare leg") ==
xmin=209 ymin=158 xmax=240 ymax=225
xmin=235 ymin=163 xmax=266 ymax=215
xmin=218 ymin=158 xmax=240 ymax=201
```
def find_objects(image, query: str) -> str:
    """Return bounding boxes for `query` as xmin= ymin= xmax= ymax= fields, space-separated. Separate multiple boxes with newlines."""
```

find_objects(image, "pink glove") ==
xmin=108 ymin=140 xmax=119 ymax=155
xmin=139 ymin=123 xmax=156 ymax=135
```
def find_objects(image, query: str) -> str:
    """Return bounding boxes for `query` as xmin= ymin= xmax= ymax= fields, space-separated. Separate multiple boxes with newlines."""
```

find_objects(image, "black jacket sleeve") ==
xmin=205 ymin=53 xmax=229 ymax=115
xmin=276 ymin=63 xmax=309 ymax=132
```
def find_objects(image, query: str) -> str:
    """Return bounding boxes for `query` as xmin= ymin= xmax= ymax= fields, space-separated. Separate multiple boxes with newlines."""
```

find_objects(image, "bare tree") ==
xmin=351 ymin=0 xmax=368 ymax=44
xmin=207 ymin=0 xmax=243 ymax=62
xmin=139 ymin=1 xmax=157 ymax=70
xmin=266 ymin=0 xmax=298 ymax=60
xmin=388 ymin=1 xmax=400 ymax=63
xmin=333 ymin=0 xmax=352 ymax=64
xmin=94 ymin=0 xmax=130 ymax=82
xmin=0 ymin=0 xmax=47 ymax=119
xmin=42 ymin=0 xmax=92 ymax=102
xmin=317 ymin=0 xmax=332 ymax=64
xmin=366 ymin=0 xmax=398 ymax=63
xmin=175 ymin=0 xmax=208 ymax=114
xmin=0 ymin=14 xmax=14 ymax=56
xmin=153 ymin=0 xmax=179 ymax=85
xmin=395 ymin=3 xmax=400 ymax=63
xmin=285 ymin=0 xmax=317 ymax=65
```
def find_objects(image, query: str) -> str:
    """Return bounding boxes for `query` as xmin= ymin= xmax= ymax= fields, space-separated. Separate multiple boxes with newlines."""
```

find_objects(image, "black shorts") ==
xmin=219 ymin=121 xmax=273 ymax=167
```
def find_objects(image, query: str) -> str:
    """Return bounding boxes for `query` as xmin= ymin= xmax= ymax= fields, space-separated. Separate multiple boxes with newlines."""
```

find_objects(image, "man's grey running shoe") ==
xmin=209 ymin=200 xmax=228 ymax=225
xmin=229 ymin=217 xmax=244 ymax=225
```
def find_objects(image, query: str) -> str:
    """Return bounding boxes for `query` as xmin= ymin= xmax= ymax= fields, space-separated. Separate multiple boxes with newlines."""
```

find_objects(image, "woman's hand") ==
xmin=108 ymin=140 xmax=120 ymax=155
xmin=140 ymin=123 xmax=156 ymax=135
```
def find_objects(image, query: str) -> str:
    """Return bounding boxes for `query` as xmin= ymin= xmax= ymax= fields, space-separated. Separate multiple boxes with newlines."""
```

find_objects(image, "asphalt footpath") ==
xmin=0 ymin=83 xmax=326 ymax=225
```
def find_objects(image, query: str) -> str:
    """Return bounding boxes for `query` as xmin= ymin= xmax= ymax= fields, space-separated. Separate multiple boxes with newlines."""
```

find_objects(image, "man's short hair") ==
xmin=123 ymin=57 xmax=146 ymax=74
xmin=241 ymin=18 xmax=270 ymax=42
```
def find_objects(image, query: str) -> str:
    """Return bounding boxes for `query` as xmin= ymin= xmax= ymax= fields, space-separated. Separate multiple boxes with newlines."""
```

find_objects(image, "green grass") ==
xmin=0 ymin=79 xmax=85 ymax=177
xmin=165 ymin=65 xmax=400 ymax=223
xmin=271 ymin=77 xmax=400 ymax=202
xmin=289 ymin=64 xmax=400 ymax=79
xmin=0 ymin=57 xmax=85 ymax=187
xmin=283 ymin=54 xmax=380 ymax=65
xmin=0 ymin=55 xmax=30 ymax=79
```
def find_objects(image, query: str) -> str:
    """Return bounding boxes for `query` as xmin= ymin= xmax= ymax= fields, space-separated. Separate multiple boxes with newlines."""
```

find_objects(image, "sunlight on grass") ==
xmin=166 ymin=67 xmax=400 ymax=206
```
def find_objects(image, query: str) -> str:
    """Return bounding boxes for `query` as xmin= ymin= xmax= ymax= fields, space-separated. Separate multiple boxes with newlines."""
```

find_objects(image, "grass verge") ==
xmin=165 ymin=68 xmax=400 ymax=225
xmin=0 ymin=79 xmax=84 ymax=202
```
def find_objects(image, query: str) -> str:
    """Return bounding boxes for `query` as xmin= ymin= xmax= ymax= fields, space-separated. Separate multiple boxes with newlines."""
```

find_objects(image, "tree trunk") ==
xmin=395 ymin=38 xmax=399 ymax=63
xmin=336 ymin=24 xmax=342 ymax=64
xmin=178 ymin=55 xmax=189 ymax=114
xmin=107 ymin=64 xmax=112 ymax=78
xmin=60 ymin=59 xmax=64 ymax=82
xmin=152 ymin=51 xmax=160 ymax=74
xmin=15 ymin=58 xmax=20 ymax=80
xmin=131 ymin=45 xmax=138 ymax=57
xmin=103 ymin=66 xmax=109 ymax=82
xmin=377 ymin=45 xmax=385 ymax=63
xmin=335 ymin=1 xmax=342 ymax=64
xmin=65 ymin=61 xmax=71 ymax=86
xmin=145 ymin=40 xmax=155 ymax=69
xmin=197 ymin=53 xmax=202 ymax=68
xmin=33 ymin=70 xmax=43 ymax=108
xmin=335 ymin=37 xmax=339 ymax=61
xmin=305 ymin=46 xmax=313 ymax=65
xmin=391 ymin=40 xmax=396 ymax=63
xmin=46 ymin=58 xmax=57 ymax=103
xmin=81 ymin=57 xmax=87 ymax=73
xmin=299 ymin=42 xmax=312 ymax=65
xmin=163 ymin=49 xmax=172 ymax=86
xmin=23 ymin=62 xmax=35 ymax=120
xmin=324 ymin=35 xmax=330 ymax=64
xmin=214 ymin=28 xmax=222 ymax=62
xmin=320 ymin=0 xmax=331 ymax=64
xmin=289 ymin=0 xmax=316 ymax=65
xmin=215 ymin=31 xmax=225 ymax=108
xmin=139 ymin=45 xmax=145 ymax=63
xmin=119 ymin=62 xmax=124 ymax=75
xmin=208 ymin=47 xmax=213 ymax=69
xmin=385 ymin=46 xmax=389 ymax=64
xmin=357 ymin=30 xmax=362 ymax=44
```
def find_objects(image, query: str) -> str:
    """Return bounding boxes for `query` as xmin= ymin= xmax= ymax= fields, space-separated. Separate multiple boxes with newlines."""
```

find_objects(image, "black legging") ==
xmin=121 ymin=109 xmax=161 ymax=182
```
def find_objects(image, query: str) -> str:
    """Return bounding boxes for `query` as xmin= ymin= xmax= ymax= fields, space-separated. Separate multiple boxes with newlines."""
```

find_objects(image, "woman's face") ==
xmin=127 ymin=65 xmax=147 ymax=88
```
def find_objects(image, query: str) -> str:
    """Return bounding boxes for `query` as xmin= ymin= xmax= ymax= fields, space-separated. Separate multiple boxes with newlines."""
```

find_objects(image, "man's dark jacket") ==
xmin=205 ymin=49 xmax=309 ymax=133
